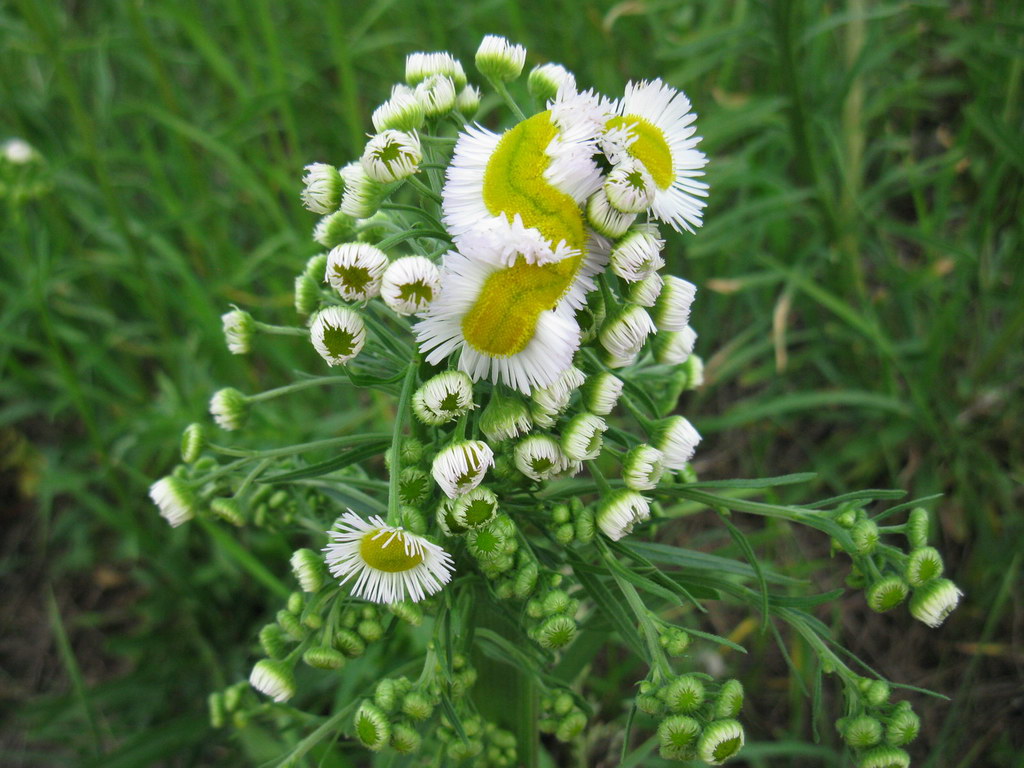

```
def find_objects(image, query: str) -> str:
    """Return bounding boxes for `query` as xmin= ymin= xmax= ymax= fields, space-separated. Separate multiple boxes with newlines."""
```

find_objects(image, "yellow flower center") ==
xmin=461 ymin=111 xmax=588 ymax=357
xmin=359 ymin=529 xmax=423 ymax=572
xmin=607 ymin=115 xmax=674 ymax=189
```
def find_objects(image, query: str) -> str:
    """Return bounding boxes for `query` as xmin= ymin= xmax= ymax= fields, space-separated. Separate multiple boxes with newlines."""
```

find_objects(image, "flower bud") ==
xmin=208 ymin=691 xmax=226 ymax=728
xmin=259 ymin=623 xmax=289 ymax=659
xmin=334 ymin=628 xmax=366 ymax=657
xmin=555 ymin=710 xmax=586 ymax=742
xmin=858 ymin=746 xmax=911 ymax=768
xmin=866 ymin=679 xmax=890 ymax=707
xmin=313 ymin=210 xmax=358 ymax=249
xmin=209 ymin=387 xmax=248 ymax=431
xmin=661 ymin=674 xmax=705 ymax=714
xmin=455 ymin=85 xmax=482 ymax=118
xmin=652 ymin=275 xmax=697 ymax=332
xmin=909 ymin=578 xmax=962 ymax=628
xmin=290 ymin=548 xmax=327 ymax=592
xmin=373 ymin=84 xmax=426 ymax=132
xmin=513 ymin=562 xmax=539 ymax=600
xmin=528 ymin=63 xmax=575 ymax=102
xmin=374 ymin=678 xmax=399 ymax=713
xmin=574 ymin=507 xmax=596 ymax=543
xmin=277 ymin=609 xmax=306 ymax=641
xmin=697 ymin=719 xmax=745 ymax=765
xmin=905 ymin=546 xmax=944 ymax=587
xmin=475 ymin=35 xmax=526 ymax=82
xmin=340 ymin=162 xmax=387 ymax=219
xmin=415 ymin=74 xmax=457 ymax=118
xmin=453 ymin=485 xmax=499 ymax=529
xmin=561 ymin=412 xmax=607 ymax=461
xmin=402 ymin=690 xmax=434 ymax=721
xmin=210 ymin=497 xmax=245 ymax=527
xmin=479 ymin=390 xmax=533 ymax=442
xmin=866 ymin=576 xmax=909 ymax=612
xmin=715 ymin=679 xmax=744 ymax=718
xmin=221 ymin=308 xmax=254 ymax=355
xmin=413 ymin=370 xmax=475 ymax=425
xmin=654 ymin=415 xmax=702 ymax=470
xmin=600 ymin=304 xmax=656 ymax=368
xmin=300 ymin=163 xmax=343 ymax=214
xmin=537 ymin=615 xmax=576 ymax=649
xmin=432 ymin=440 xmax=494 ymax=498
xmin=381 ymin=255 xmax=441 ymax=316
xmin=180 ymin=423 xmax=206 ymax=464
xmin=658 ymin=714 xmax=701 ymax=761
xmin=514 ymin=435 xmax=570 ymax=481
xmin=148 ymin=476 xmax=197 ymax=527
xmin=388 ymin=601 xmax=424 ymax=626
xmin=597 ymin=489 xmax=651 ymax=541
xmin=582 ymin=371 xmax=623 ymax=416
xmin=843 ymin=715 xmax=882 ymax=748
xmin=622 ymin=444 xmax=665 ymax=491
xmin=586 ymin=187 xmax=636 ymax=238
xmin=605 ymin=159 xmax=657 ymax=215
xmin=906 ymin=507 xmax=929 ymax=549
xmin=361 ymin=130 xmax=422 ymax=183
xmin=659 ymin=626 xmax=691 ymax=657
xmin=636 ymin=693 xmax=664 ymax=715
xmin=885 ymin=708 xmax=920 ymax=746
xmin=310 ymin=306 xmax=366 ymax=366
xmin=358 ymin=618 xmax=384 ymax=643
xmin=653 ymin=326 xmax=698 ymax=366
xmin=249 ymin=659 xmax=295 ymax=702
xmin=850 ymin=519 xmax=880 ymax=555
xmin=390 ymin=722 xmax=422 ymax=754
xmin=303 ymin=645 xmax=346 ymax=670
xmin=353 ymin=700 xmax=390 ymax=751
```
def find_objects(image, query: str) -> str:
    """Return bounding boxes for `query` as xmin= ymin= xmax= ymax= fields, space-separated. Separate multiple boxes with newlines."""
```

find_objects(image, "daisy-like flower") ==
xmin=310 ymin=306 xmax=366 ymax=366
xmin=909 ymin=578 xmax=962 ymax=628
xmin=221 ymin=308 xmax=254 ymax=355
xmin=479 ymin=390 xmax=533 ymax=442
xmin=655 ymin=415 xmax=701 ymax=469
xmin=605 ymin=79 xmax=709 ymax=233
xmin=325 ymin=243 xmax=389 ymax=301
xmin=561 ymin=412 xmax=607 ymax=461
xmin=586 ymin=187 xmax=637 ymax=239
xmin=323 ymin=511 xmax=454 ymax=603
xmin=697 ymin=719 xmax=745 ymax=765
xmin=611 ymin=223 xmax=665 ymax=282
xmin=653 ymin=325 xmax=698 ymax=365
xmin=629 ymin=272 xmax=664 ymax=307
xmin=528 ymin=63 xmax=576 ymax=103
xmin=148 ymin=476 xmax=197 ymax=527
xmin=622 ymin=444 xmax=665 ymax=490
xmin=210 ymin=387 xmax=249 ymax=431
xmin=300 ymin=163 xmax=343 ymax=214
xmin=249 ymin=659 xmax=296 ymax=703
xmin=514 ymin=434 xmax=571 ymax=481
xmin=653 ymin=275 xmax=697 ymax=331
xmin=360 ymin=130 xmax=422 ymax=183
xmin=604 ymin=157 xmax=657 ymax=214
xmin=475 ymin=35 xmax=526 ymax=82
xmin=432 ymin=439 xmax=494 ymax=498
xmin=600 ymin=305 xmax=656 ymax=367
xmin=412 ymin=370 xmax=475 ymax=425
xmin=405 ymin=51 xmax=467 ymax=88
xmin=372 ymin=85 xmax=426 ymax=132
xmin=415 ymin=74 xmax=457 ymax=118
xmin=340 ymin=162 xmax=387 ymax=219
xmin=596 ymin=489 xmax=651 ymax=540
xmin=380 ymin=256 xmax=441 ymax=316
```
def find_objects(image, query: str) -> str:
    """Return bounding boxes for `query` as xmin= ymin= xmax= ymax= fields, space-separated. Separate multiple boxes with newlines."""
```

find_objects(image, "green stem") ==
xmin=387 ymin=363 xmax=419 ymax=525
xmin=207 ymin=433 xmax=392 ymax=460
xmin=407 ymin=174 xmax=443 ymax=205
xmin=491 ymin=80 xmax=527 ymax=121
xmin=253 ymin=321 xmax=308 ymax=337
xmin=247 ymin=376 xmax=349 ymax=403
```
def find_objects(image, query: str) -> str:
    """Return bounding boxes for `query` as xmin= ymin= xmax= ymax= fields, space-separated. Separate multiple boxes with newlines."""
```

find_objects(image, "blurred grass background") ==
xmin=1 ymin=0 xmax=1021 ymax=765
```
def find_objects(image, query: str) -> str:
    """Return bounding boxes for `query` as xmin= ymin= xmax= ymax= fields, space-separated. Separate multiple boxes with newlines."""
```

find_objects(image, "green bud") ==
xmin=659 ymin=627 xmax=691 ymax=657
xmin=836 ymin=509 xmax=857 ymax=528
xmin=389 ymin=601 xmax=424 ymax=626
xmin=906 ymin=507 xmax=929 ymax=549
xmin=334 ymin=628 xmax=366 ymax=657
xmin=259 ymin=623 xmax=289 ymax=659
xmin=866 ymin=679 xmax=890 ymax=707
xmin=290 ymin=548 xmax=327 ymax=593
xmin=553 ymin=692 xmax=574 ymax=716
xmin=843 ymin=715 xmax=883 ymax=748
xmin=513 ymin=563 xmax=539 ymax=600
xmin=542 ymin=589 xmax=571 ymax=616
xmin=537 ymin=615 xmax=576 ymax=649
xmin=851 ymin=520 xmax=880 ymax=555
xmin=661 ymin=675 xmax=705 ymax=714
xmin=374 ymin=679 xmax=398 ymax=712
xmin=208 ymin=692 xmax=226 ymax=728
xmin=358 ymin=619 xmax=384 ymax=643
xmin=181 ymin=423 xmax=206 ymax=463
xmin=858 ymin=746 xmax=911 ymax=768
xmin=303 ymin=645 xmax=346 ymax=670
xmin=399 ymin=505 xmax=427 ymax=534
xmin=885 ymin=709 xmax=920 ymax=746
xmin=866 ymin=576 xmax=910 ymax=612
xmin=715 ymin=679 xmax=744 ymax=718
xmin=210 ymin=498 xmax=245 ymax=527
xmin=353 ymin=701 xmax=390 ymax=751
xmin=697 ymin=719 xmax=745 ymax=765
xmin=224 ymin=681 xmax=246 ymax=712
xmin=402 ymin=691 xmax=434 ymax=721
xmin=552 ymin=504 xmax=571 ymax=524
xmin=909 ymin=578 xmax=962 ymax=628
xmin=468 ymin=524 xmax=507 ymax=561
xmin=526 ymin=598 xmax=544 ymax=618
xmin=276 ymin=609 xmax=306 ymax=641
xmin=390 ymin=722 xmax=422 ymax=754
xmin=286 ymin=592 xmax=304 ymax=614
xmin=398 ymin=467 xmax=431 ymax=507
xmin=554 ymin=522 xmax=575 ymax=545
xmin=574 ymin=507 xmax=596 ymax=543
xmin=249 ymin=659 xmax=295 ymax=703
xmin=657 ymin=715 xmax=701 ymax=761
xmin=555 ymin=711 xmax=586 ymax=742
xmin=447 ymin=738 xmax=484 ymax=760
xmin=636 ymin=693 xmax=664 ymax=715
xmin=905 ymin=546 xmax=944 ymax=587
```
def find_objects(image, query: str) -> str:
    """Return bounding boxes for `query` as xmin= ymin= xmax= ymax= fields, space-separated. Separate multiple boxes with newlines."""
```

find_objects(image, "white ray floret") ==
xmin=597 ymin=489 xmax=651 ymax=541
xmin=323 ymin=512 xmax=454 ymax=604
xmin=325 ymin=243 xmax=389 ymax=302
xmin=600 ymin=305 xmax=656 ymax=367
xmin=310 ymin=306 xmax=366 ymax=366
xmin=611 ymin=223 xmax=665 ymax=282
xmin=360 ymin=130 xmax=422 ymax=183
xmin=431 ymin=439 xmax=494 ymax=498
xmin=381 ymin=256 xmax=441 ymax=316
xmin=653 ymin=275 xmax=697 ymax=331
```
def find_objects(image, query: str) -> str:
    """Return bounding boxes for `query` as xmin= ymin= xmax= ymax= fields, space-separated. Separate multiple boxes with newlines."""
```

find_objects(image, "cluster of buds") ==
xmin=836 ymin=677 xmax=921 ymax=768
xmin=538 ymin=690 xmax=588 ymax=743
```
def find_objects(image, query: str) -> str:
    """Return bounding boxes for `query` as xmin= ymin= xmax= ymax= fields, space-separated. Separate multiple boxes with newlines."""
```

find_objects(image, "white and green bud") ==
xmin=537 ymin=614 xmax=576 ymax=649
xmin=716 ymin=680 xmax=744 ymax=719
xmin=561 ymin=412 xmax=607 ymax=461
xmin=372 ymin=84 xmax=426 ymax=132
xmin=654 ymin=415 xmax=702 ymax=470
xmin=905 ymin=546 xmax=944 ymax=587
xmin=405 ymin=51 xmax=466 ymax=88
xmin=622 ymin=444 xmax=665 ymax=491
xmin=180 ymin=423 xmax=205 ymax=463
xmin=249 ymin=659 xmax=295 ymax=703
xmin=586 ymin=187 xmax=637 ymax=239
xmin=277 ymin=608 xmax=305 ymax=641
xmin=432 ymin=439 xmax=494 ymax=498
xmin=574 ymin=506 xmax=596 ymax=543
xmin=340 ymin=162 xmax=387 ymax=219
xmin=381 ymin=255 xmax=441 ymax=316
xmin=390 ymin=722 xmax=422 ymax=754
xmin=209 ymin=387 xmax=249 ymax=431
xmin=221 ymin=308 xmax=254 ymax=355
xmin=653 ymin=275 xmax=697 ymax=332
xmin=858 ymin=746 xmax=911 ymax=768
xmin=353 ymin=700 xmax=391 ymax=751
xmin=415 ymin=74 xmax=457 ymax=118
xmin=610 ymin=223 xmax=665 ymax=282
xmin=636 ymin=693 xmax=664 ymax=715
xmin=600 ymin=305 xmax=656 ymax=367
xmin=906 ymin=507 xmax=930 ymax=549
xmin=851 ymin=519 xmax=880 ymax=554
xmin=2 ymin=138 xmax=37 ymax=164
xmin=513 ymin=562 xmax=539 ymax=599
xmin=398 ymin=466 xmax=431 ymax=508
xmin=661 ymin=675 xmax=706 ymax=714
xmin=528 ymin=63 xmax=576 ymax=102
xmin=605 ymin=158 xmax=657 ymax=215
xmin=514 ymin=434 xmax=570 ymax=481
xmin=582 ymin=371 xmax=623 ymax=416
xmin=313 ymin=210 xmax=358 ymax=249
xmin=596 ymin=489 xmax=651 ymax=541
xmin=300 ymin=162 xmax=343 ymax=214
xmin=357 ymin=618 xmax=384 ymax=643
xmin=148 ymin=476 xmax=197 ymax=527
xmin=475 ymin=35 xmax=526 ymax=82
xmin=453 ymin=485 xmax=499 ymax=529
xmin=455 ymin=84 xmax=482 ymax=118
xmin=684 ymin=353 xmax=705 ymax=390
xmin=866 ymin=576 xmax=909 ymax=612
xmin=210 ymin=497 xmax=245 ymax=526
xmin=629 ymin=272 xmax=664 ymax=307
xmin=658 ymin=715 xmax=701 ymax=761
xmin=325 ymin=242 xmax=389 ymax=301
xmin=843 ymin=715 xmax=883 ymax=748
xmin=310 ymin=306 xmax=366 ymax=366
xmin=885 ymin=709 xmax=920 ymax=746
xmin=294 ymin=272 xmax=320 ymax=316
xmin=413 ymin=370 xmax=475 ymax=425
xmin=697 ymin=719 xmax=746 ymax=765
xmin=467 ymin=524 xmax=509 ymax=562
xmin=479 ymin=390 xmax=533 ymax=442
xmin=361 ymin=129 xmax=422 ymax=183
xmin=290 ymin=548 xmax=327 ymax=592
xmin=303 ymin=645 xmax=346 ymax=670
xmin=374 ymin=678 xmax=399 ymax=712
xmin=654 ymin=325 xmax=698 ymax=365
xmin=909 ymin=578 xmax=962 ymax=628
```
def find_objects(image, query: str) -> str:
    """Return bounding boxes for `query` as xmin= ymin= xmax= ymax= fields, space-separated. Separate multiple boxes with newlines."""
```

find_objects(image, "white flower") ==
xmin=611 ymin=224 xmax=665 ymax=282
xmin=653 ymin=325 xmax=698 ymax=365
xmin=629 ymin=272 xmax=664 ymax=307
xmin=586 ymin=187 xmax=637 ymax=239
xmin=339 ymin=162 xmax=387 ymax=219
xmin=697 ymin=719 xmax=745 ymax=765
xmin=360 ymin=130 xmax=422 ymax=183
xmin=655 ymin=415 xmax=701 ymax=469
xmin=528 ymin=63 xmax=576 ymax=102
xmin=380 ymin=256 xmax=441 ymax=316
xmin=412 ymin=370 xmax=475 ymax=425
xmin=597 ymin=489 xmax=651 ymax=540
xmin=221 ymin=308 xmax=254 ymax=355
xmin=623 ymin=444 xmax=665 ymax=491
xmin=249 ymin=659 xmax=295 ymax=702
xmin=604 ymin=157 xmax=657 ymax=214
xmin=605 ymin=79 xmax=709 ymax=233
xmin=372 ymin=84 xmax=426 ymax=132
xmin=653 ymin=275 xmax=697 ymax=331
xmin=909 ymin=578 xmax=962 ymax=628
xmin=3 ymin=138 xmax=38 ymax=164
xmin=600 ymin=305 xmax=656 ymax=367
xmin=582 ymin=371 xmax=623 ymax=416
xmin=561 ymin=412 xmax=607 ymax=461
xmin=325 ymin=243 xmax=389 ymax=301
xmin=148 ymin=476 xmax=196 ymax=527
xmin=454 ymin=213 xmax=580 ymax=268
xmin=514 ymin=435 xmax=571 ymax=481
xmin=432 ymin=440 xmax=494 ymax=498
xmin=475 ymin=35 xmax=526 ymax=82
xmin=310 ymin=306 xmax=366 ymax=366
xmin=405 ymin=51 xmax=467 ymax=88
xmin=414 ymin=74 xmax=457 ymax=118
xmin=323 ymin=511 xmax=454 ymax=603
xmin=300 ymin=163 xmax=343 ymax=214
xmin=455 ymin=85 xmax=482 ymax=117
xmin=209 ymin=387 xmax=249 ymax=431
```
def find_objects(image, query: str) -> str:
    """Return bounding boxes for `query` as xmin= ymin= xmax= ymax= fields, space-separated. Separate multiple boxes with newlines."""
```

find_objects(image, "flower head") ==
xmin=653 ymin=275 xmax=697 ymax=332
xmin=586 ymin=187 xmax=637 ymax=239
xmin=340 ymin=162 xmax=387 ymax=218
xmin=310 ymin=306 xmax=367 ymax=366
xmin=528 ymin=63 xmax=576 ymax=103
xmin=611 ymin=223 xmax=665 ymax=282
xmin=561 ymin=412 xmax=607 ymax=461
xmin=629 ymin=272 xmax=664 ymax=307
xmin=412 ymin=370 xmax=475 ymax=425
xmin=653 ymin=325 xmax=697 ymax=365
xmin=432 ymin=439 xmax=494 ymax=497
xmin=372 ymin=85 xmax=426 ymax=132
xmin=475 ymin=35 xmax=526 ymax=82
xmin=405 ymin=51 xmax=467 ymax=88
xmin=209 ymin=387 xmax=249 ymax=431
xmin=221 ymin=308 xmax=254 ymax=355
xmin=361 ymin=130 xmax=422 ymax=183
xmin=380 ymin=255 xmax=441 ymax=316
xmin=514 ymin=435 xmax=570 ymax=481
xmin=326 ymin=243 xmax=389 ymax=301
xmin=249 ymin=659 xmax=296 ymax=702
xmin=655 ymin=415 xmax=701 ymax=469
xmin=582 ymin=371 xmax=623 ymax=416
xmin=415 ymin=74 xmax=457 ymax=118
xmin=600 ymin=305 xmax=656 ymax=367
xmin=148 ymin=476 xmax=196 ymax=527
xmin=300 ymin=163 xmax=343 ymax=214
xmin=324 ymin=511 xmax=454 ymax=603
xmin=596 ymin=489 xmax=651 ymax=540
xmin=622 ymin=444 xmax=665 ymax=490
xmin=604 ymin=157 xmax=657 ymax=214
xmin=909 ymin=578 xmax=962 ymax=628
xmin=479 ymin=390 xmax=533 ymax=442
xmin=697 ymin=719 xmax=745 ymax=765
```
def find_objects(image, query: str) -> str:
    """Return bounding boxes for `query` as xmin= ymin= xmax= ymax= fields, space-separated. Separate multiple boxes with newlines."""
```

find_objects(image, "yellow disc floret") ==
xmin=607 ymin=115 xmax=674 ymax=190
xmin=359 ymin=529 xmax=424 ymax=572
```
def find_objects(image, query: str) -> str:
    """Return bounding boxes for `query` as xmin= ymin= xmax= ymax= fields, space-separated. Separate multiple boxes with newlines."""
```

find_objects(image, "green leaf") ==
xmin=570 ymin=555 xmax=647 ymax=660
xmin=683 ymin=472 xmax=817 ymax=489
xmin=260 ymin=440 xmax=389 ymax=483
